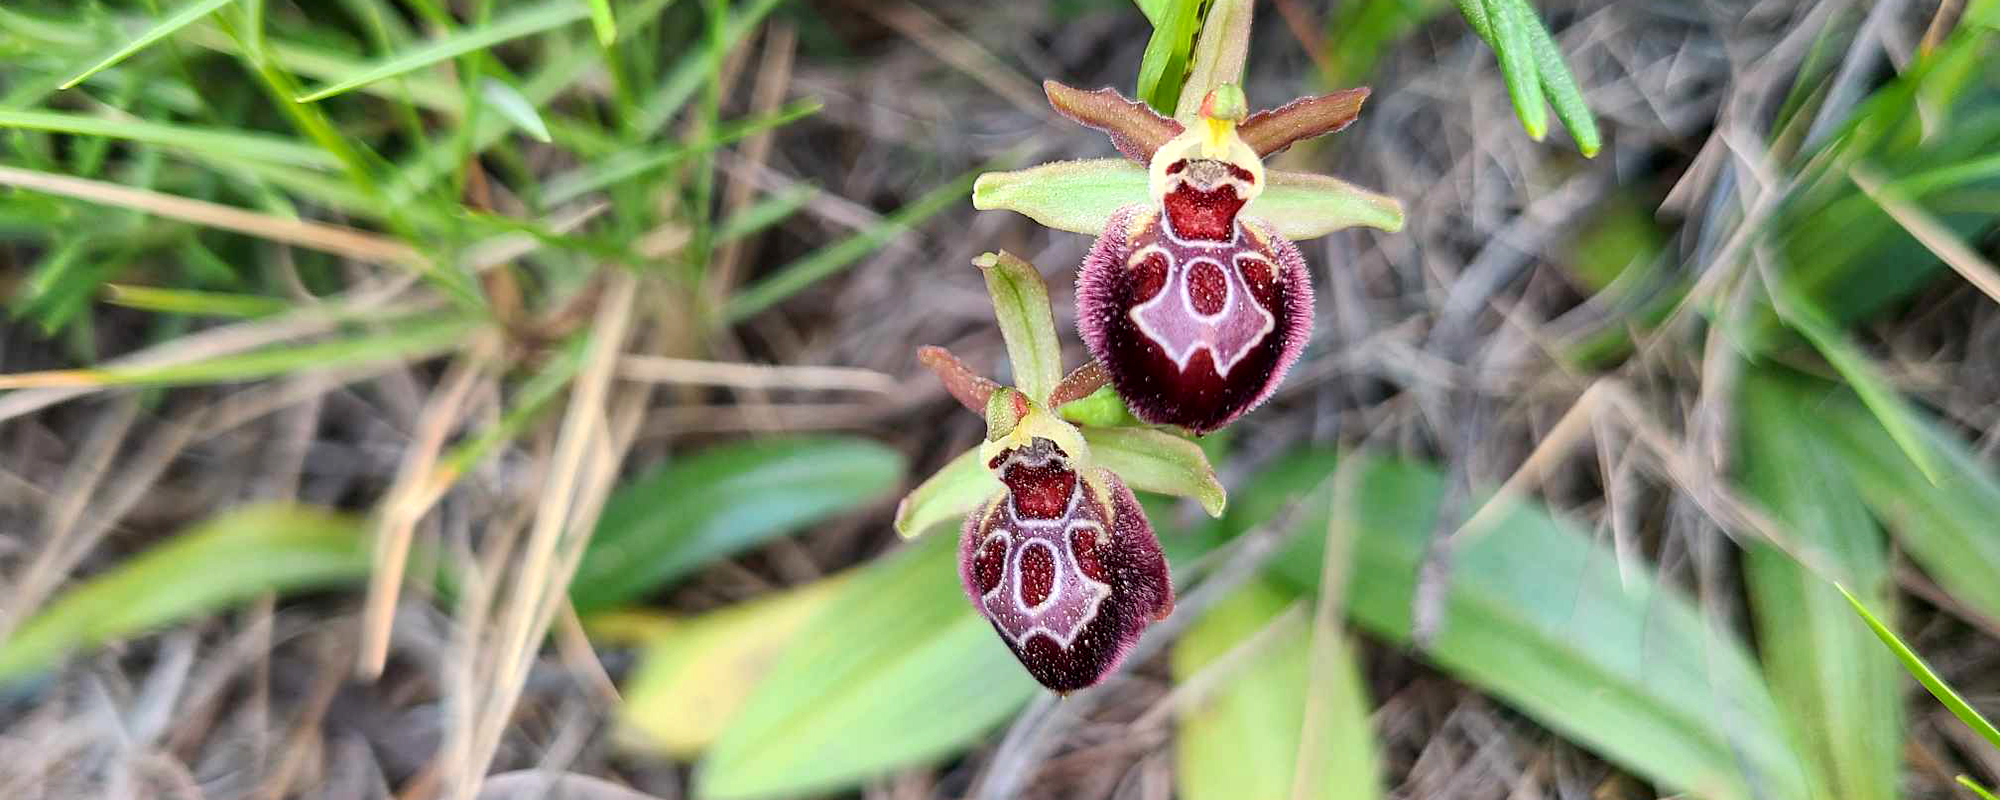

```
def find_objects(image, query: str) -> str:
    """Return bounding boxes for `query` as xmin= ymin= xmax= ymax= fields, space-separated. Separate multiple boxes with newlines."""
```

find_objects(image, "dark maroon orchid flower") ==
xmin=975 ymin=81 xmax=1403 ymax=434
xmin=958 ymin=436 xmax=1171 ymax=693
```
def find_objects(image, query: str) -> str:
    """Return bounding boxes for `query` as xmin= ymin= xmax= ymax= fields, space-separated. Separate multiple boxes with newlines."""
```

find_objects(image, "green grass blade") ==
xmin=1130 ymin=0 xmax=1169 ymax=25
xmin=1521 ymin=5 xmax=1599 ymax=156
xmin=59 ymin=0 xmax=241 ymax=89
xmin=1962 ymin=777 xmax=2000 ymax=800
xmin=585 ymin=0 xmax=617 ymax=47
xmin=1772 ymin=284 xmax=1945 ymax=485
xmin=294 ymin=2 xmax=590 ymax=102
xmin=1174 ymin=579 xmax=1381 ymax=800
xmin=0 ymin=504 xmax=369 ymax=683
xmin=1487 ymin=0 xmax=1547 ymax=140
xmin=1226 ymin=451 xmax=1811 ymax=800
xmin=101 ymin=285 xmax=288 ymax=318
xmin=541 ymin=99 xmax=823 ymax=207
xmin=1172 ymin=0 xmax=1251 ymax=119
xmin=0 ymin=109 xmax=337 ymax=169
xmin=1840 ymin=585 xmax=2000 ymax=750
xmin=698 ymin=532 xmax=1039 ymax=800
xmin=569 ymin=437 xmax=904 ymax=614
xmin=724 ymin=168 xmax=979 ymax=323
xmin=478 ymin=77 xmax=551 ymax=142
xmin=1786 ymin=375 xmax=2000 ymax=625
xmin=1135 ymin=0 xmax=1204 ymax=114
xmin=716 ymin=184 xmax=818 ymax=243
xmin=1739 ymin=368 xmax=1902 ymax=800
xmin=0 ymin=314 xmax=479 ymax=390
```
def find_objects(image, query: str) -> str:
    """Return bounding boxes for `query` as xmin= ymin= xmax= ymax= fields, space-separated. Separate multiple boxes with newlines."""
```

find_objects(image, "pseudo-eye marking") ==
xmin=1127 ymin=242 xmax=1278 ymax=377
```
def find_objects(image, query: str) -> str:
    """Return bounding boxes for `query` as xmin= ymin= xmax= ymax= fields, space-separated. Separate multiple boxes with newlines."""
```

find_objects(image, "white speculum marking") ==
xmin=1128 ymin=238 xmax=1277 ymax=377
xmin=978 ymin=460 xmax=1111 ymax=651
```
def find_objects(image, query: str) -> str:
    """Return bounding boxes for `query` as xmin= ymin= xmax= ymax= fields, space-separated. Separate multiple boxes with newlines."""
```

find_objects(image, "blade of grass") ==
xmin=479 ymin=77 xmax=552 ymax=143
xmin=586 ymin=0 xmax=617 ymax=47
xmin=1840 ymin=585 xmax=2000 ymax=749
xmin=294 ymin=2 xmax=591 ymax=102
xmin=1486 ymin=0 xmax=1547 ymax=140
xmin=542 ymin=99 xmax=823 ymax=207
xmin=0 ymin=314 xmax=479 ymax=390
xmin=59 ymin=0 xmax=240 ymax=89
xmin=1521 ymin=4 xmax=1599 ymax=156
xmin=0 ymin=109 xmax=337 ymax=169
xmin=723 ymin=167 xmax=979 ymax=323
xmin=1135 ymin=0 xmax=1204 ymax=114
xmin=1962 ymin=777 xmax=2000 ymax=800
xmin=1768 ymin=280 xmax=1945 ymax=485
xmin=101 ymin=285 xmax=288 ymax=318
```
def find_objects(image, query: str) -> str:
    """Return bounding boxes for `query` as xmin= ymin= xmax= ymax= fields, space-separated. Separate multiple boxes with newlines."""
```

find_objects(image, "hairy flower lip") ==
xmin=959 ymin=440 xmax=1172 ymax=693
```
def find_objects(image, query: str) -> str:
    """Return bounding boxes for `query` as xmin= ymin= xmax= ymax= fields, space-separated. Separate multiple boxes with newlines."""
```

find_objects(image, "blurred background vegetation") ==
xmin=0 ymin=0 xmax=1997 ymax=798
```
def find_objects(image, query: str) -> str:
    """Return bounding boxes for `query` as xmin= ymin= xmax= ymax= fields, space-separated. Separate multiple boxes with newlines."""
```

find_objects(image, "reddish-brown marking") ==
xmin=1070 ymin=527 xmax=1106 ymax=582
xmin=1001 ymin=460 xmax=1076 ymax=519
xmin=1187 ymin=261 xmax=1227 ymax=315
xmin=1020 ymin=544 xmax=1055 ymax=607
xmin=975 ymin=534 xmax=1008 ymax=593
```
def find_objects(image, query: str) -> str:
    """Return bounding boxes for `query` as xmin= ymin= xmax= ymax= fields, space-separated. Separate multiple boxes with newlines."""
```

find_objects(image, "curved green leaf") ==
xmin=698 ymin=533 xmax=1038 ymax=800
xmin=1739 ymin=369 xmax=1901 ymax=800
xmin=1841 ymin=586 xmax=2000 ymax=751
xmin=0 ymin=504 xmax=370 ymax=683
xmin=612 ymin=575 xmax=850 ymax=757
xmin=571 ymin=437 xmax=904 ymax=613
xmin=1783 ymin=375 xmax=2000 ymax=622
xmin=294 ymin=3 xmax=591 ymax=102
xmin=1084 ymin=426 xmax=1225 ymax=517
xmin=1175 ymin=579 xmax=1381 ymax=800
xmin=894 ymin=445 xmax=1001 ymax=538
xmin=1225 ymin=452 xmax=1811 ymax=800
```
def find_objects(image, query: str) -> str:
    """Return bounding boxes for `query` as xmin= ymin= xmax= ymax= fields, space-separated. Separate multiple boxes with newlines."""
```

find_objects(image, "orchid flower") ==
xmin=975 ymin=80 xmax=1403 ymax=433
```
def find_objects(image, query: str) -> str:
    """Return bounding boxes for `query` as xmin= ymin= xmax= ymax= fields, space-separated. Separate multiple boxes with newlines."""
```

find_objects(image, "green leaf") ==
xmin=1962 ymin=777 xmax=2000 ymax=800
xmin=569 ymin=436 xmax=904 ymax=614
xmin=59 ymin=0 xmax=241 ymax=89
xmin=478 ymin=77 xmax=552 ymax=143
xmin=585 ymin=0 xmax=617 ymax=48
xmin=1172 ymin=0 xmax=1252 ymax=120
xmin=1739 ymin=368 xmax=1901 ymax=800
xmin=973 ymin=251 xmax=1063 ymax=402
xmin=1083 ymin=426 xmax=1225 ymax=517
xmin=1229 ymin=452 xmax=1811 ymax=800
xmin=1174 ymin=579 xmax=1381 ymax=800
xmin=1130 ymin=0 xmax=1169 ymax=26
xmin=100 ymin=285 xmax=288 ymax=318
xmin=611 ymin=575 xmax=849 ymax=758
xmin=699 ymin=532 xmax=1039 ymax=800
xmin=1770 ymin=284 xmax=1944 ymax=484
xmin=294 ymin=2 xmax=590 ymax=102
xmin=1522 ymin=5 xmax=1600 ymax=156
xmin=973 ymin=161 xmax=1403 ymax=239
xmin=894 ymin=445 xmax=1002 ymax=539
xmin=1841 ymin=585 xmax=2000 ymax=751
xmin=1778 ymin=375 xmax=2000 ymax=623
xmin=1135 ymin=0 xmax=1205 ymax=114
xmin=0 ymin=504 xmax=370 ymax=683
xmin=0 ymin=109 xmax=337 ymax=169
xmin=1486 ymin=0 xmax=1547 ymax=140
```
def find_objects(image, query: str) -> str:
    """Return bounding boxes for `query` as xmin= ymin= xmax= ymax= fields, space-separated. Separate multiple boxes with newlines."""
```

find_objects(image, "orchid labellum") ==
xmin=976 ymin=81 xmax=1402 ymax=433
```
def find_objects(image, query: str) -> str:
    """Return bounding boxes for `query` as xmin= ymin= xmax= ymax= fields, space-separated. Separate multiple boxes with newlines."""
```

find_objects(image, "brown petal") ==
xmin=1044 ymin=80 xmax=1185 ymax=164
xmin=917 ymin=345 xmax=998 ymax=413
xmin=1238 ymin=88 xmax=1370 ymax=157
xmin=1047 ymin=361 xmax=1110 ymax=409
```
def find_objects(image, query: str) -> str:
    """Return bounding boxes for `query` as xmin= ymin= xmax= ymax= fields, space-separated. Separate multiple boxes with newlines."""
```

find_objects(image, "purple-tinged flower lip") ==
xmin=959 ymin=437 xmax=1172 ymax=692
xmin=1077 ymin=205 xmax=1313 ymax=434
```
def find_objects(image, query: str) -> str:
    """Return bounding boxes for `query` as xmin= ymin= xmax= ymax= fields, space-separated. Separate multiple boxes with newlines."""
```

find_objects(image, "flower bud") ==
xmin=958 ymin=437 xmax=1172 ymax=692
